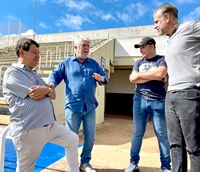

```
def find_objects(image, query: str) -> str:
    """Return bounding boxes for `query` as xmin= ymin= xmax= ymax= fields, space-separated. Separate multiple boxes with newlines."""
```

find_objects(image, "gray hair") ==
xmin=74 ymin=35 xmax=90 ymax=47
xmin=154 ymin=3 xmax=178 ymax=20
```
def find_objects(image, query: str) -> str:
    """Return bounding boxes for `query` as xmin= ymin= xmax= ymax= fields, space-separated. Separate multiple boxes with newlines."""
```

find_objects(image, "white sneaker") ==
xmin=124 ymin=163 xmax=139 ymax=172
xmin=163 ymin=169 xmax=171 ymax=172
xmin=80 ymin=163 xmax=96 ymax=172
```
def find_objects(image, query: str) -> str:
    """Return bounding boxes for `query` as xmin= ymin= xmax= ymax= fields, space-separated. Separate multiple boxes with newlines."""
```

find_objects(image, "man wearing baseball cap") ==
xmin=125 ymin=37 xmax=171 ymax=172
xmin=134 ymin=37 xmax=156 ymax=48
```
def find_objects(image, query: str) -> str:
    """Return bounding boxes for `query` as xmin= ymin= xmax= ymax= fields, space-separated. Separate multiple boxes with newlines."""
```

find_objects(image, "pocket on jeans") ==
xmin=12 ymin=131 xmax=28 ymax=151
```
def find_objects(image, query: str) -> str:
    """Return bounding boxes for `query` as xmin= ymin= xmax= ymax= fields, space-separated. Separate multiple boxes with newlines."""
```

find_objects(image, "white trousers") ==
xmin=12 ymin=121 xmax=79 ymax=172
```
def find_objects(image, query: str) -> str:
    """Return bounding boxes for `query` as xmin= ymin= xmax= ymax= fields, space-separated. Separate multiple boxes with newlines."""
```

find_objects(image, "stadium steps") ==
xmin=0 ymin=114 xmax=10 ymax=125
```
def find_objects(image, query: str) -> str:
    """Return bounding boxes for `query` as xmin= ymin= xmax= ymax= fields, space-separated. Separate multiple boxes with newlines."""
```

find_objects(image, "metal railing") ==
xmin=36 ymin=55 xmax=42 ymax=74
xmin=46 ymin=49 xmax=53 ymax=68
xmin=0 ymin=124 xmax=12 ymax=172
xmin=55 ymin=46 xmax=61 ymax=62
xmin=64 ymin=43 xmax=70 ymax=58
xmin=64 ymin=42 xmax=74 ymax=58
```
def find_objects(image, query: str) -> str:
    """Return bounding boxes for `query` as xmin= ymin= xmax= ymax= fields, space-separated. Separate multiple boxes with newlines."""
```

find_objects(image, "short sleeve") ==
xmin=133 ymin=60 xmax=141 ymax=72
xmin=158 ymin=56 xmax=167 ymax=68
xmin=4 ymin=69 xmax=32 ymax=99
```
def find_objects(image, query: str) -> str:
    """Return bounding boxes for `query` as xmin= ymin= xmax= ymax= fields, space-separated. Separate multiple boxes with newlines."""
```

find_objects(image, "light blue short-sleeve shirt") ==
xmin=3 ymin=64 xmax=55 ymax=136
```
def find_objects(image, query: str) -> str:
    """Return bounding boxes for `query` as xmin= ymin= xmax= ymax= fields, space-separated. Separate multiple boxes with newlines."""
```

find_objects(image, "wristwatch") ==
xmin=47 ymin=87 xmax=52 ymax=96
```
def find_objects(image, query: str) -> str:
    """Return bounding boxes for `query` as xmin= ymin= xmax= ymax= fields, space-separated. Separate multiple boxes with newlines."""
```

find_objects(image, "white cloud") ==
xmin=53 ymin=0 xmax=93 ymax=11
xmin=39 ymin=22 xmax=50 ymax=29
xmin=2 ymin=29 xmax=35 ymax=37
xmin=21 ymin=29 xmax=35 ymax=35
xmin=181 ymin=6 xmax=200 ymax=21
xmin=116 ymin=12 xmax=132 ymax=23
xmin=52 ymin=0 xmax=65 ymax=4
xmin=66 ymin=0 xmax=93 ymax=10
xmin=4 ymin=15 xmax=19 ymax=21
xmin=90 ymin=10 xmax=117 ymax=21
xmin=103 ymin=0 xmax=120 ymax=2
xmin=176 ymin=0 xmax=195 ymax=4
xmin=116 ymin=2 xmax=148 ymax=24
xmin=56 ymin=14 xmax=93 ymax=30
xmin=127 ymin=3 xmax=147 ymax=18
xmin=33 ymin=0 xmax=47 ymax=4
xmin=101 ymin=14 xmax=117 ymax=21
xmin=153 ymin=0 xmax=164 ymax=7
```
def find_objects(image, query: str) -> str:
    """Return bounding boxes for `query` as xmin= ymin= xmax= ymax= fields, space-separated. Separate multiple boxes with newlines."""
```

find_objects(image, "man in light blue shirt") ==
xmin=48 ymin=35 xmax=108 ymax=172
xmin=3 ymin=38 xmax=79 ymax=172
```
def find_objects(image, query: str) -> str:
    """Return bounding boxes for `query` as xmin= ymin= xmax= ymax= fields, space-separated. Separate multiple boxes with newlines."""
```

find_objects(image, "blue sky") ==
xmin=0 ymin=0 xmax=200 ymax=36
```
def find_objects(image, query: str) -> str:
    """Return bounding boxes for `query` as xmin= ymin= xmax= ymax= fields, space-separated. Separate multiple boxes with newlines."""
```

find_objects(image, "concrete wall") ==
xmin=0 ymin=25 xmax=160 ymax=48
xmin=113 ymin=36 xmax=168 ymax=67
xmin=89 ymin=39 xmax=115 ymax=124
xmin=115 ymin=36 xmax=167 ymax=57
xmin=107 ymin=69 xmax=134 ymax=94
xmin=52 ymin=81 xmax=65 ymax=125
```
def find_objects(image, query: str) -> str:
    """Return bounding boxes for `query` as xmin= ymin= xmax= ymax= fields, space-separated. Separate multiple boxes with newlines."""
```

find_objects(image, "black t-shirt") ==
xmin=133 ymin=55 xmax=167 ymax=100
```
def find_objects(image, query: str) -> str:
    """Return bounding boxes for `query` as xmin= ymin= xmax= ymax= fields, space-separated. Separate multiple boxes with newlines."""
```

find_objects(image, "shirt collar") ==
xmin=12 ymin=63 xmax=25 ymax=68
xmin=12 ymin=63 xmax=37 ymax=72
xmin=72 ymin=55 xmax=90 ymax=63
xmin=168 ymin=23 xmax=180 ymax=37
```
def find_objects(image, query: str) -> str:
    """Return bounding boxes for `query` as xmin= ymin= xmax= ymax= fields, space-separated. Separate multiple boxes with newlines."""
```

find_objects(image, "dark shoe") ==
xmin=80 ymin=163 xmax=96 ymax=172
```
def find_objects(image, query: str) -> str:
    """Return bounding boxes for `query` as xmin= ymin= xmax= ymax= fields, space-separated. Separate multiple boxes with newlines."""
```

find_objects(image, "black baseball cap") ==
xmin=134 ymin=37 xmax=156 ymax=48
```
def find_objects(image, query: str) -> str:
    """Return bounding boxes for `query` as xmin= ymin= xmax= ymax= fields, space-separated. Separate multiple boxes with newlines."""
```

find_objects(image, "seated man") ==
xmin=2 ymin=38 xmax=79 ymax=172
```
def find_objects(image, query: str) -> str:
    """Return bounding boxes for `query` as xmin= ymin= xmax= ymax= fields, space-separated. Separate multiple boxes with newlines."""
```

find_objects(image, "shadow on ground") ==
xmin=78 ymin=116 xmax=156 ymax=146
xmin=43 ymin=166 xmax=161 ymax=172
xmin=95 ymin=166 xmax=161 ymax=172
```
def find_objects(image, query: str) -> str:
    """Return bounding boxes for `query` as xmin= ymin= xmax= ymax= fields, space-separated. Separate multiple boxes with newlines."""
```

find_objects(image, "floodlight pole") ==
xmin=33 ymin=0 xmax=37 ymax=40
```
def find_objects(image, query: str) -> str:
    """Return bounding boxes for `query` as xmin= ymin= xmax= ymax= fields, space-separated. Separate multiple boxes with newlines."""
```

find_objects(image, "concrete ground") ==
xmin=41 ymin=116 xmax=191 ymax=172
xmin=1 ymin=116 xmax=191 ymax=172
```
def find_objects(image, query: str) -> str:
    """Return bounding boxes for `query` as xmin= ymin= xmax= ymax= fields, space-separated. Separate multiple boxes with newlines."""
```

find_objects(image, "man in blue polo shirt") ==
xmin=125 ymin=37 xmax=171 ymax=172
xmin=48 ymin=35 xmax=108 ymax=172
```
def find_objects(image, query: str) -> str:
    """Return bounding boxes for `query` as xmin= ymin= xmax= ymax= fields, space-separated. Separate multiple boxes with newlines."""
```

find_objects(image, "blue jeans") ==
xmin=130 ymin=95 xmax=171 ymax=170
xmin=165 ymin=91 xmax=200 ymax=172
xmin=65 ymin=107 xmax=96 ymax=164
